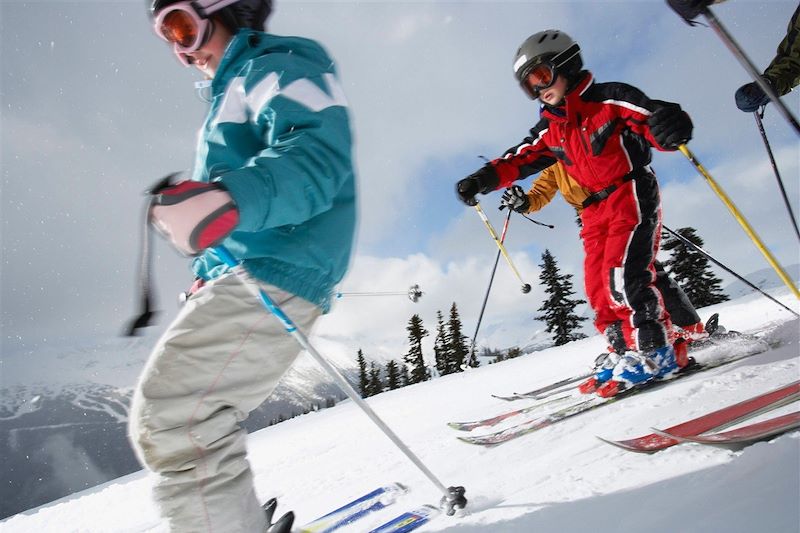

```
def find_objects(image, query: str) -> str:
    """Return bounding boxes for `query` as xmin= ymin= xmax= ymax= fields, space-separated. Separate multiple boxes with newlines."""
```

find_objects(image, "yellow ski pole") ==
xmin=473 ymin=203 xmax=532 ymax=293
xmin=678 ymin=144 xmax=799 ymax=300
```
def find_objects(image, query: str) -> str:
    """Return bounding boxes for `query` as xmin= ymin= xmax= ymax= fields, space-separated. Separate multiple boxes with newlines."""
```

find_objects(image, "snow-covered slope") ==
xmin=3 ymin=287 xmax=799 ymax=532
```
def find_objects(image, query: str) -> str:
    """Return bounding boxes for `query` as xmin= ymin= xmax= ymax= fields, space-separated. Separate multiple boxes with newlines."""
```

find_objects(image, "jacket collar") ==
xmin=541 ymin=71 xmax=594 ymax=123
xmin=211 ymin=30 xmax=265 ymax=94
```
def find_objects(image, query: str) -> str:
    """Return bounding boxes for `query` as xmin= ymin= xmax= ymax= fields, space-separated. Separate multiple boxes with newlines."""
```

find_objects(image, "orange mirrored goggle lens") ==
xmin=525 ymin=63 xmax=555 ymax=91
xmin=160 ymin=10 xmax=199 ymax=48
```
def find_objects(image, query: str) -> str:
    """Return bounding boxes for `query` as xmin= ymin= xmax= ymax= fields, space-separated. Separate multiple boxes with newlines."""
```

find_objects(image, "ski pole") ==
xmin=213 ymin=245 xmax=467 ymax=515
xmin=519 ymin=213 xmax=555 ymax=229
xmin=336 ymin=284 xmax=423 ymax=303
xmin=701 ymin=7 xmax=800 ymax=136
xmin=677 ymin=144 xmax=800 ymax=300
xmin=753 ymin=109 xmax=800 ymax=243
xmin=467 ymin=207 xmax=513 ymax=367
xmin=663 ymin=225 xmax=799 ymax=317
xmin=473 ymin=203 xmax=532 ymax=294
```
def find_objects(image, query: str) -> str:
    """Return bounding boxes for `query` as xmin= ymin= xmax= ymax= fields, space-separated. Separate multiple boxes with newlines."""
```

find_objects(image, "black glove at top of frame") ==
xmin=735 ymin=79 xmax=772 ymax=113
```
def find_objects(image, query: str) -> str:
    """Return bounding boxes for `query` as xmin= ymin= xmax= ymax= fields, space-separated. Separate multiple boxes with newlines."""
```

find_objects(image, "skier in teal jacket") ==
xmin=129 ymin=1 xmax=356 ymax=531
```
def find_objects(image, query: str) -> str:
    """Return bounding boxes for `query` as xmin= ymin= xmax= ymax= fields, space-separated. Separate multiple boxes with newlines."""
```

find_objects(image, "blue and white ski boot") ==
xmin=596 ymin=352 xmax=657 ymax=397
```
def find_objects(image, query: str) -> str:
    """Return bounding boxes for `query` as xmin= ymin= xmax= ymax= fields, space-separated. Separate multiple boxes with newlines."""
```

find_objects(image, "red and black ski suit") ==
xmin=491 ymin=72 xmax=679 ymax=353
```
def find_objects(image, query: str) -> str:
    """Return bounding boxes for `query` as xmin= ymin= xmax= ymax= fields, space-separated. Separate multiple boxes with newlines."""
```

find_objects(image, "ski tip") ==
xmin=490 ymin=394 xmax=518 ymax=401
xmin=595 ymin=435 xmax=659 ymax=454
xmin=456 ymin=435 xmax=498 ymax=447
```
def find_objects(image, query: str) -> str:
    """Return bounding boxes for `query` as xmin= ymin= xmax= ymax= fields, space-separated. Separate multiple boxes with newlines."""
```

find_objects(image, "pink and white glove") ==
xmin=149 ymin=180 xmax=239 ymax=256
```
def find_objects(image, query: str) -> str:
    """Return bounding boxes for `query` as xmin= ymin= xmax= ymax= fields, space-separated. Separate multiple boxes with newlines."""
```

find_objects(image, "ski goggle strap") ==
xmin=153 ymin=0 xmax=241 ymax=64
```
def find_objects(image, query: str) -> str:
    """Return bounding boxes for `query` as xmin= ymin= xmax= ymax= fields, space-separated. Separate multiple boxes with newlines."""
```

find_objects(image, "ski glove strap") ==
xmin=735 ymin=80 xmax=771 ymax=113
xmin=648 ymin=102 xmax=693 ymax=150
xmin=149 ymin=178 xmax=239 ymax=256
xmin=456 ymin=165 xmax=500 ymax=206
xmin=501 ymin=185 xmax=530 ymax=213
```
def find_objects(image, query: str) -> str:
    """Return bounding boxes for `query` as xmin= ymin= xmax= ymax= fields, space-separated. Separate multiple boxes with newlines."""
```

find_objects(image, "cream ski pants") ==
xmin=129 ymin=273 xmax=321 ymax=533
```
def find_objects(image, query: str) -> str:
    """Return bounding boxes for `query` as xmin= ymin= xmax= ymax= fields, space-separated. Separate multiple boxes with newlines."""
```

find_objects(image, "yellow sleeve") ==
xmin=551 ymin=162 xmax=591 ymax=212
xmin=525 ymin=166 xmax=560 ymax=213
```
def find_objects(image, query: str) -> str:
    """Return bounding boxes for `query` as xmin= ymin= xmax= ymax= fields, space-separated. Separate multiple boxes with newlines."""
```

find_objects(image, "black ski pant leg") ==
xmin=654 ymin=261 xmax=701 ymax=328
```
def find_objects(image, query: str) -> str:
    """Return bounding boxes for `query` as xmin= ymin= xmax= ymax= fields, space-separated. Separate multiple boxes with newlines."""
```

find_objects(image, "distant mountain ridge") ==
xmin=0 ymin=335 xmax=357 ymax=520
xmin=722 ymin=263 xmax=800 ymax=298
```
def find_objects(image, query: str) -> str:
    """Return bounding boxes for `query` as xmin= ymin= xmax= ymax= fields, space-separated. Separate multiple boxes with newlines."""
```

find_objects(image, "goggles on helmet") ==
xmin=519 ymin=42 xmax=582 ymax=99
xmin=153 ymin=0 xmax=239 ymax=65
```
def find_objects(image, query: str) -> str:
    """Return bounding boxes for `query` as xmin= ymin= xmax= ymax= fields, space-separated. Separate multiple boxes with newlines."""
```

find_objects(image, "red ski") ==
xmin=598 ymin=380 xmax=800 ymax=453
xmin=652 ymin=411 xmax=800 ymax=448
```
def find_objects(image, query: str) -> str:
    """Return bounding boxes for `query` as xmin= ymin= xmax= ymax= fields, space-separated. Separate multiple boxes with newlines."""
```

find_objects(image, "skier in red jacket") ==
xmin=457 ymin=30 xmax=694 ymax=397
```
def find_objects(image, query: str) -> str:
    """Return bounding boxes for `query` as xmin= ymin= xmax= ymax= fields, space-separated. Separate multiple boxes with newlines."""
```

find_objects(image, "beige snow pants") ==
xmin=129 ymin=273 xmax=321 ymax=533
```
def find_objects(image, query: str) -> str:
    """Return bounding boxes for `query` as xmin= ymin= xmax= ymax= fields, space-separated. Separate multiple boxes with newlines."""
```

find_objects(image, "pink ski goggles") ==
xmin=153 ymin=0 xmax=240 ymax=65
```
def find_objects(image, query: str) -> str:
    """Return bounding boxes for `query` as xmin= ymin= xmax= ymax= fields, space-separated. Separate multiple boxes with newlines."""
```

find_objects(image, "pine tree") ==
xmin=399 ymin=364 xmax=410 ymax=387
xmin=535 ymin=249 xmax=588 ymax=346
xmin=403 ymin=314 xmax=430 ymax=384
xmin=386 ymin=359 xmax=400 ymax=390
xmin=368 ymin=361 xmax=383 ymax=396
xmin=433 ymin=310 xmax=449 ymax=376
xmin=662 ymin=227 xmax=729 ymax=307
xmin=506 ymin=346 xmax=522 ymax=359
xmin=446 ymin=302 xmax=472 ymax=371
xmin=356 ymin=349 xmax=369 ymax=397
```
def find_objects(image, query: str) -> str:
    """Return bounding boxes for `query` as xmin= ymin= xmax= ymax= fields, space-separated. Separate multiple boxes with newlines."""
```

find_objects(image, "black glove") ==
xmin=735 ymin=80 xmax=771 ymax=113
xmin=648 ymin=103 xmax=693 ymax=150
xmin=501 ymin=185 xmax=530 ymax=213
xmin=666 ymin=0 xmax=715 ymax=25
xmin=456 ymin=165 xmax=499 ymax=206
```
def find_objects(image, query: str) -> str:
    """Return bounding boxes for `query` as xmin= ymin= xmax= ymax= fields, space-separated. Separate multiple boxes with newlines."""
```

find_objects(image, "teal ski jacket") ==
xmin=190 ymin=30 xmax=356 ymax=312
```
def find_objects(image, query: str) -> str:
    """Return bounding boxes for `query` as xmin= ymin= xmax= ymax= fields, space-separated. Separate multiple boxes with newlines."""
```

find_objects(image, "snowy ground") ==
xmin=3 ymin=287 xmax=799 ymax=533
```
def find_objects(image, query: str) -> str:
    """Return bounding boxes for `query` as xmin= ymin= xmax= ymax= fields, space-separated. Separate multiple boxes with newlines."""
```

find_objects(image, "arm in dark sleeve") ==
xmin=764 ymin=4 xmax=800 ymax=96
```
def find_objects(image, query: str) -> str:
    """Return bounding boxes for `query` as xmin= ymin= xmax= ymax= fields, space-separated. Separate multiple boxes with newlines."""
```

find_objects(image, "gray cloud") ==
xmin=2 ymin=1 xmax=797 ymax=368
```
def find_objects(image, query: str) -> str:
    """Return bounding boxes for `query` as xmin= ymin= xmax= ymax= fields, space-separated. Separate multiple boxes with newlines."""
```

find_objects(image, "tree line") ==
xmin=356 ymin=225 xmax=727 ymax=398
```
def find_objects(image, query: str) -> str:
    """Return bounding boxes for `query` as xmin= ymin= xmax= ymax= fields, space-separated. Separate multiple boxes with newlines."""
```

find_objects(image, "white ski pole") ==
xmin=213 ymin=245 xmax=467 ymax=515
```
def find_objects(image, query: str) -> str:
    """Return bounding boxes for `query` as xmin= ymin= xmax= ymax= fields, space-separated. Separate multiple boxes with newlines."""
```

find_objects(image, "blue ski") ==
xmin=368 ymin=505 xmax=441 ymax=533
xmin=298 ymin=483 xmax=408 ymax=533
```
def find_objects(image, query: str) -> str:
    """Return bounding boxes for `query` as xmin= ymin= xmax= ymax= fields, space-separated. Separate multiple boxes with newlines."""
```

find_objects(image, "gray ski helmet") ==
xmin=513 ymin=30 xmax=583 ymax=88
xmin=150 ymin=0 xmax=272 ymax=33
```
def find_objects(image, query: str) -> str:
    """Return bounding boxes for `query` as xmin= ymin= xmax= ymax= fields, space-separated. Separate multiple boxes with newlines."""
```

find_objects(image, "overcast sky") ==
xmin=2 ymin=1 xmax=798 ymax=368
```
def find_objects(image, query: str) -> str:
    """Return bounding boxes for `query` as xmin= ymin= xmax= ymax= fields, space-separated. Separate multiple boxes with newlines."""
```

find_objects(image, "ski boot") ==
xmin=579 ymin=352 xmax=620 ymax=394
xmin=263 ymin=498 xmax=294 ymax=533
xmin=595 ymin=352 xmax=658 ymax=398
xmin=649 ymin=345 xmax=680 ymax=379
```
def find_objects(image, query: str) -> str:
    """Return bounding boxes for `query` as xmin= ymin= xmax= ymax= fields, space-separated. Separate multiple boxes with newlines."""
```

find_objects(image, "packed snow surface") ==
xmin=3 ymin=287 xmax=799 ymax=532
